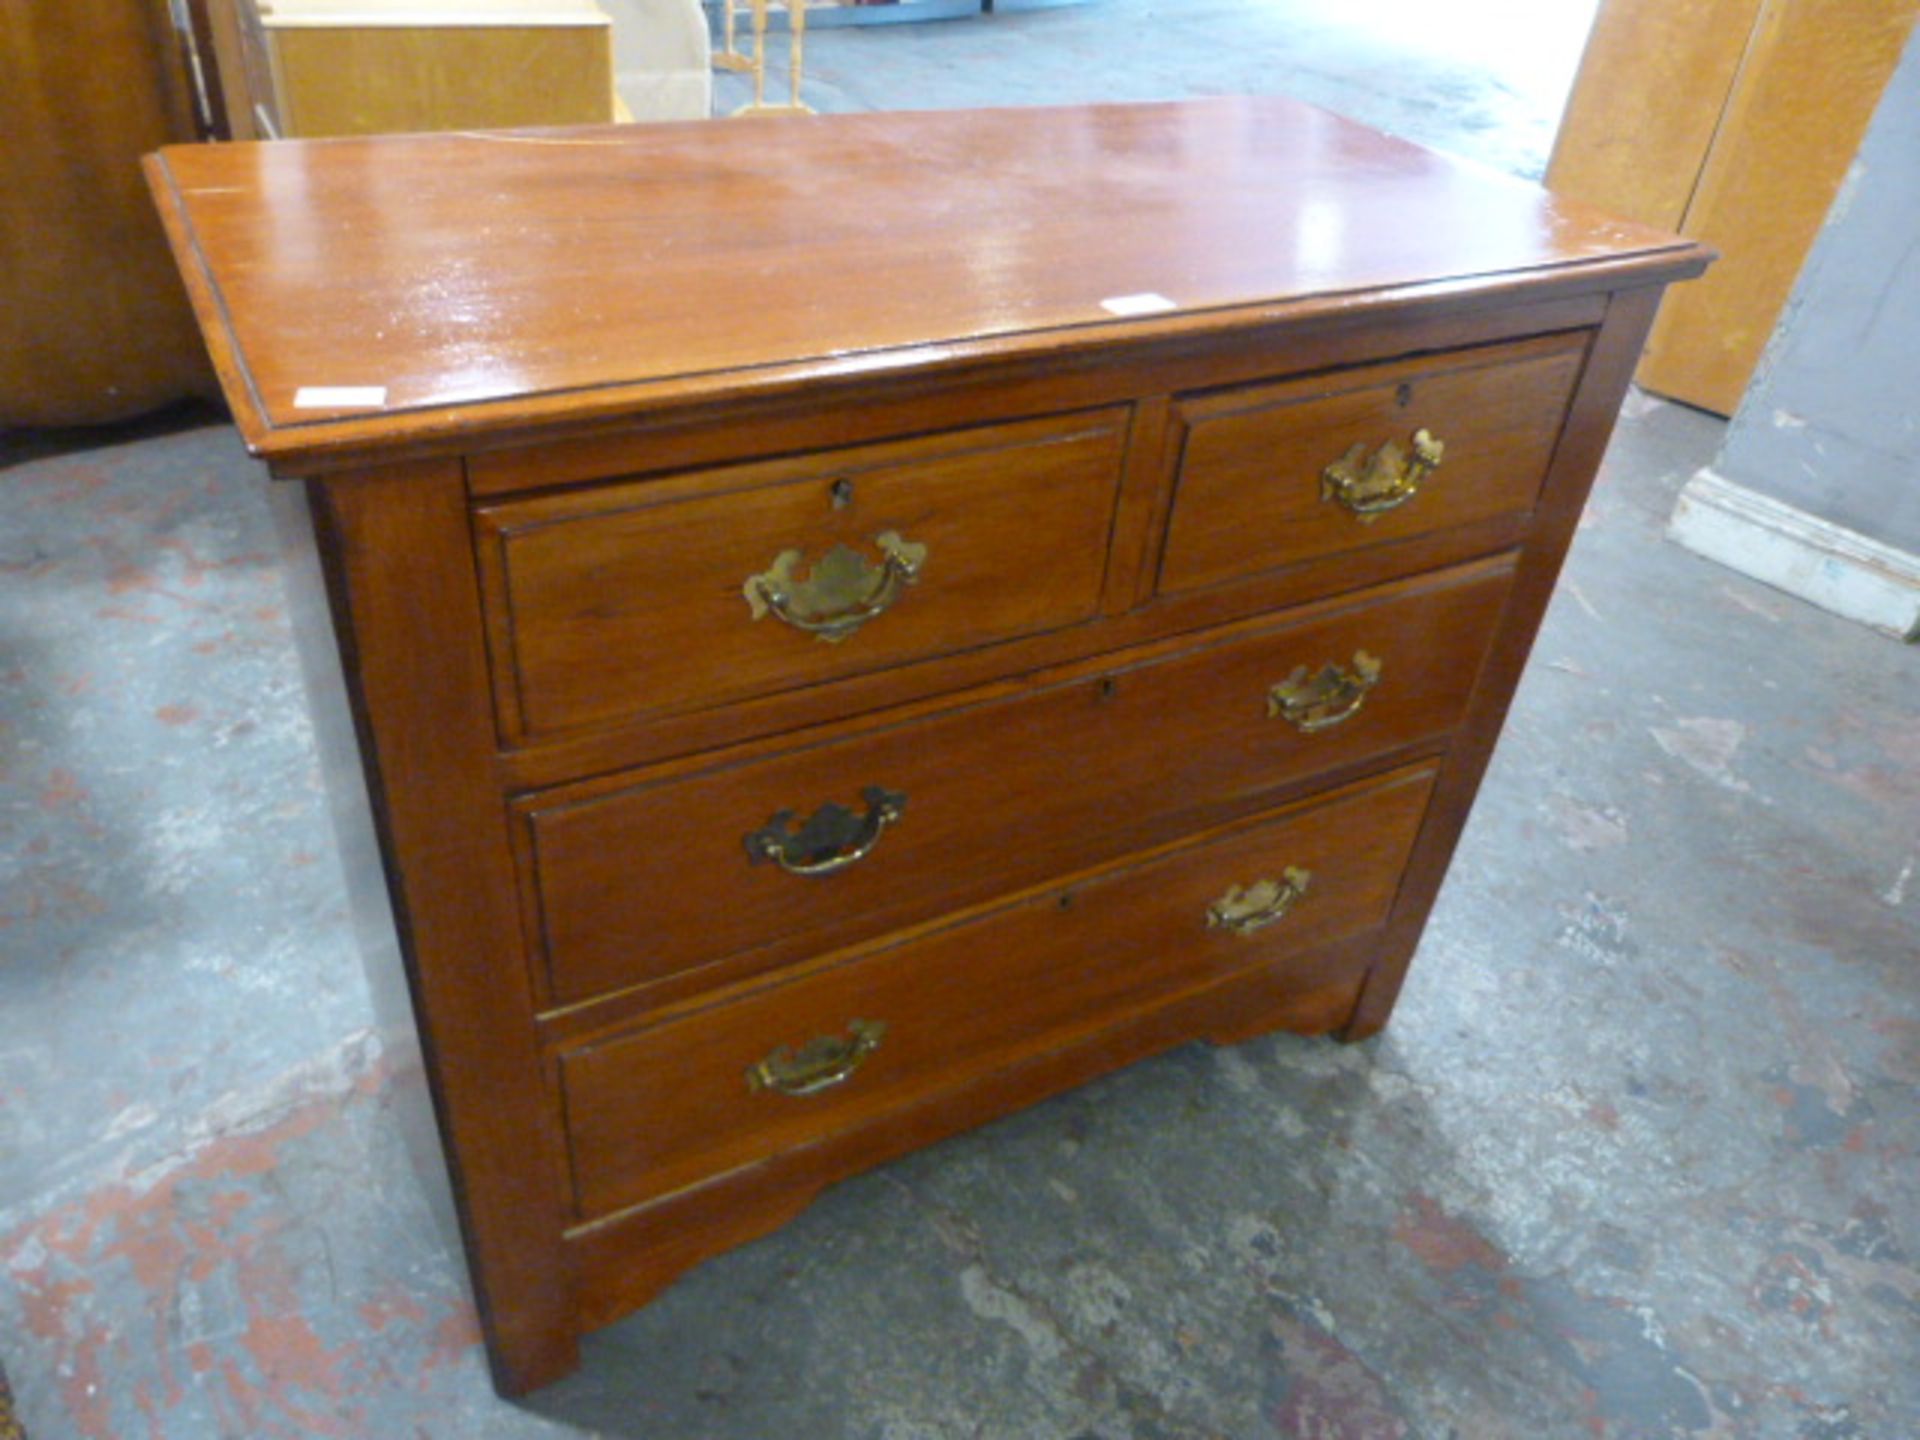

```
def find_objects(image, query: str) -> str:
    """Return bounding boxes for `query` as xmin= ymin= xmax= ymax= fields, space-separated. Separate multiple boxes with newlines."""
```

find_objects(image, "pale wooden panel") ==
xmin=1545 ymin=0 xmax=1764 ymax=231
xmin=1638 ymin=0 xmax=1920 ymax=413
xmin=271 ymin=19 xmax=614 ymax=136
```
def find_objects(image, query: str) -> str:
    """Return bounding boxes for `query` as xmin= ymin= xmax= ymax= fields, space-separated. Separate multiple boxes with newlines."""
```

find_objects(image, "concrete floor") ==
xmin=711 ymin=0 xmax=1598 ymax=179
xmin=6 ymin=6 xmax=1920 ymax=1438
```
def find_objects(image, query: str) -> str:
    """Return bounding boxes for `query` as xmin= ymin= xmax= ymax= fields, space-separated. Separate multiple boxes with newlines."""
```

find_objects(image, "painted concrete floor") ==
xmin=6 ymin=6 xmax=1920 ymax=1439
xmin=710 ymin=0 xmax=1598 ymax=179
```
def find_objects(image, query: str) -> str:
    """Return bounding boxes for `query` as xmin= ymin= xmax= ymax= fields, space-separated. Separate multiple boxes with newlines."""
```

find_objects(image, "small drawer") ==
xmin=518 ymin=558 xmax=1511 ymax=1008
xmin=560 ymin=762 xmax=1438 ymax=1220
xmin=1159 ymin=332 xmax=1587 ymax=597
xmin=473 ymin=410 xmax=1129 ymax=743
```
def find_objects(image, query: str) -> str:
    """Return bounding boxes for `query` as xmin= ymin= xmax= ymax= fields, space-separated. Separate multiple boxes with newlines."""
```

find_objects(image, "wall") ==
xmin=1718 ymin=21 xmax=1920 ymax=549
xmin=1669 ymin=20 xmax=1920 ymax=637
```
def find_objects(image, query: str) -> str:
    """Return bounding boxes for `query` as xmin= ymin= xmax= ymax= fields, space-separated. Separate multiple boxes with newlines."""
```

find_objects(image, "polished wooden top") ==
xmin=147 ymin=97 xmax=1708 ymax=470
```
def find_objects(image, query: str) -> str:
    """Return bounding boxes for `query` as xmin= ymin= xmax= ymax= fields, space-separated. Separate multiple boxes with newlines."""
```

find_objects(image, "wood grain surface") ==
xmin=1634 ymin=0 xmax=1920 ymax=412
xmin=144 ymin=96 xmax=1704 ymax=466
xmin=1160 ymin=331 xmax=1587 ymax=596
xmin=522 ymin=560 xmax=1512 ymax=1011
xmin=564 ymin=957 xmax=1369 ymax=1331
xmin=561 ymin=763 xmax=1439 ymax=1221
xmin=307 ymin=465 xmax=578 ymax=1392
xmin=149 ymin=97 xmax=1713 ymax=1393
xmin=1546 ymin=0 xmax=1766 ymax=232
xmin=266 ymin=17 xmax=614 ymax=137
xmin=1347 ymin=286 xmax=1664 ymax=1038
xmin=474 ymin=410 xmax=1127 ymax=739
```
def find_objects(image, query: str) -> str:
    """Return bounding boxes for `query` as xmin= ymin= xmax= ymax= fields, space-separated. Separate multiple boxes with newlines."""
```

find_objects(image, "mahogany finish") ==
xmin=563 ymin=765 xmax=1439 ymax=1221
xmin=147 ymin=96 xmax=1698 ymax=473
xmin=1161 ymin=332 xmax=1587 ymax=596
xmin=1346 ymin=283 xmax=1672 ymax=1040
xmin=475 ymin=410 xmax=1127 ymax=739
xmin=146 ymin=99 xmax=1709 ymax=1395
xmin=524 ymin=561 xmax=1511 ymax=1010
xmin=567 ymin=959 xmax=1371 ymax=1334
xmin=461 ymin=292 xmax=1615 ymax=501
xmin=303 ymin=463 xmax=578 ymax=1390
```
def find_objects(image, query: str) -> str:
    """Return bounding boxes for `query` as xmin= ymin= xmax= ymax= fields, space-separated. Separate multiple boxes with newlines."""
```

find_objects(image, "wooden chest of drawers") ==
xmin=146 ymin=98 xmax=1708 ymax=1393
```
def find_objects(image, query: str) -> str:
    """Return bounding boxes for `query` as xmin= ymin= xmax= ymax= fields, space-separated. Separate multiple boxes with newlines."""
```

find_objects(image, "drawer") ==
xmin=473 ymin=411 xmax=1129 ymax=742
xmin=560 ymin=761 xmax=1439 ymax=1220
xmin=1159 ymin=332 xmax=1587 ymax=597
xmin=520 ymin=559 xmax=1511 ymax=1008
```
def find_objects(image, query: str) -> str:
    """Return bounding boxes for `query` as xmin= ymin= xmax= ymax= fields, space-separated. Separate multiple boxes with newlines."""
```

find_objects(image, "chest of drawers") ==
xmin=147 ymin=98 xmax=1708 ymax=1393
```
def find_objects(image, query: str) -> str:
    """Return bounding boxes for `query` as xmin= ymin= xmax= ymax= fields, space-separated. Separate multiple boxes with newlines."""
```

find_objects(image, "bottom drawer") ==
xmin=560 ymin=762 xmax=1438 ymax=1221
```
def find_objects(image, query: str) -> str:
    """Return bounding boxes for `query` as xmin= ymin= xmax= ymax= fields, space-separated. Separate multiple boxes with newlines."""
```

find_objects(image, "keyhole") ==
xmin=830 ymin=478 xmax=855 ymax=510
xmin=1096 ymin=676 xmax=1118 ymax=702
xmin=1395 ymin=383 xmax=1414 ymax=408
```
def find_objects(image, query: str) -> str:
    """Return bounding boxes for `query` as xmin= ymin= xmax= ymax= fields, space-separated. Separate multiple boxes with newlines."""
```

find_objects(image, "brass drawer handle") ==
xmin=1321 ymin=428 xmax=1445 ymax=520
xmin=1207 ymin=867 xmax=1312 ymax=935
xmin=744 ymin=785 xmax=906 ymax=876
xmin=1267 ymin=650 xmax=1382 ymax=732
xmin=743 ymin=529 xmax=928 ymax=642
xmin=748 ymin=1019 xmax=887 ymax=1097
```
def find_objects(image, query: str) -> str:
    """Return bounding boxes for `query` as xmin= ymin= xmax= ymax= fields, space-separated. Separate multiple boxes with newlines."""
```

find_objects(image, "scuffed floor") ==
xmin=5 ymin=8 xmax=1918 ymax=1438
xmin=7 ymin=371 xmax=1915 ymax=1440
xmin=710 ymin=0 xmax=1598 ymax=180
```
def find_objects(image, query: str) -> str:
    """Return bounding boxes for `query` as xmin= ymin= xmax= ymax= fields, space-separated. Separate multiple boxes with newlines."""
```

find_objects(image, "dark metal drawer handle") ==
xmin=744 ymin=785 xmax=906 ymax=876
xmin=743 ymin=529 xmax=927 ymax=642
xmin=1207 ymin=867 xmax=1313 ymax=935
xmin=749 ymin=1019 xmax=887 ymax=1097
xmin=1267 ymin=651 xmax=1382 ymax=732
xmin=1321 ymin=428 xmax=1445 ymax=519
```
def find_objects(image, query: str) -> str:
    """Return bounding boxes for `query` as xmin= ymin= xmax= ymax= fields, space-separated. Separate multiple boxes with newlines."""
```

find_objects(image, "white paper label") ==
xmin=293 ymin=386 xmax=388 ymax=409
xmin=1099 ymin=292 xmax=1178 ymax=317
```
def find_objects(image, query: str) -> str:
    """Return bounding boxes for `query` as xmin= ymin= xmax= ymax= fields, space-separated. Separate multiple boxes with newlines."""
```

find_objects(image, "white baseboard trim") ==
xmin=1668 ymin=469 xmax=1920 ymax=641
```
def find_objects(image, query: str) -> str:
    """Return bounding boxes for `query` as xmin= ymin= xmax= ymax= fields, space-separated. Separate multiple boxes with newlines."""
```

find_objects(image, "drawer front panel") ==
xmin=1159 ymin=333 xmax=1587 ymax=597
xmin=475 ymin=411 xmax=1129 ymax=741
xmin=561 ymin=763 xmax=1438 ymax=1219
xmin=523 ymin=560 xmax=1511 ymax=1008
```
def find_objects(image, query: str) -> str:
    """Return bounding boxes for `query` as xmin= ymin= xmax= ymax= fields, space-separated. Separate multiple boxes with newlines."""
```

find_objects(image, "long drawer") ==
xmin=560 ymin=761 xmax=1439 ymax=1220
xmin=517 ymin=559 xmax=1513 ymax=1008
xmin=1159 ymin=333 xmax=1587 ymax=597
xmin=473 ymin=409 xmax=1129 ymax=742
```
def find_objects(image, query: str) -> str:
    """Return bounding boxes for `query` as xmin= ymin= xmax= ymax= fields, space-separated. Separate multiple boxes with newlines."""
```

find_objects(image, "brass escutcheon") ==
xmin=1267 ymin=651 xmax=1382 ymax=732
xmin=748 ymin=1019 xmax=887 ymax=1097
xmin=1207 ymin=867 xmax=1313 ymax=935
xmin=744 ymin=786 xmax=906 ymax=876
xmin=1321 ymin=428 xmax=1445 ymax=520
xmin=743 ymin=530 xmax=927 ymax=642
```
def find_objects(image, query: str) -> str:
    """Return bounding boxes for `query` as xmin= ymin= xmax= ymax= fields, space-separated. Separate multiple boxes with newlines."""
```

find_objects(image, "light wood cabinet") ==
xmin=1549 ymin=0 xmax=1919 ymax=414
xmin=146 ymin=99 xmax=1707 ymax=1394
xmin=214 ymin=0 xmax=617 ymax=139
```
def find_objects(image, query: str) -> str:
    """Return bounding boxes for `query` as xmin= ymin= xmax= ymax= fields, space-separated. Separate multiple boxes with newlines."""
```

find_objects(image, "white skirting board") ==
xmin=1668 ymin=469 xmax=1920 ymax=641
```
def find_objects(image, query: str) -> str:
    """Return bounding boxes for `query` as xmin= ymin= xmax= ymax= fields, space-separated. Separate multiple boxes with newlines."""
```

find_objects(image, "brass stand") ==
xmin=726 ymin=0 xmax=812 ymax=116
